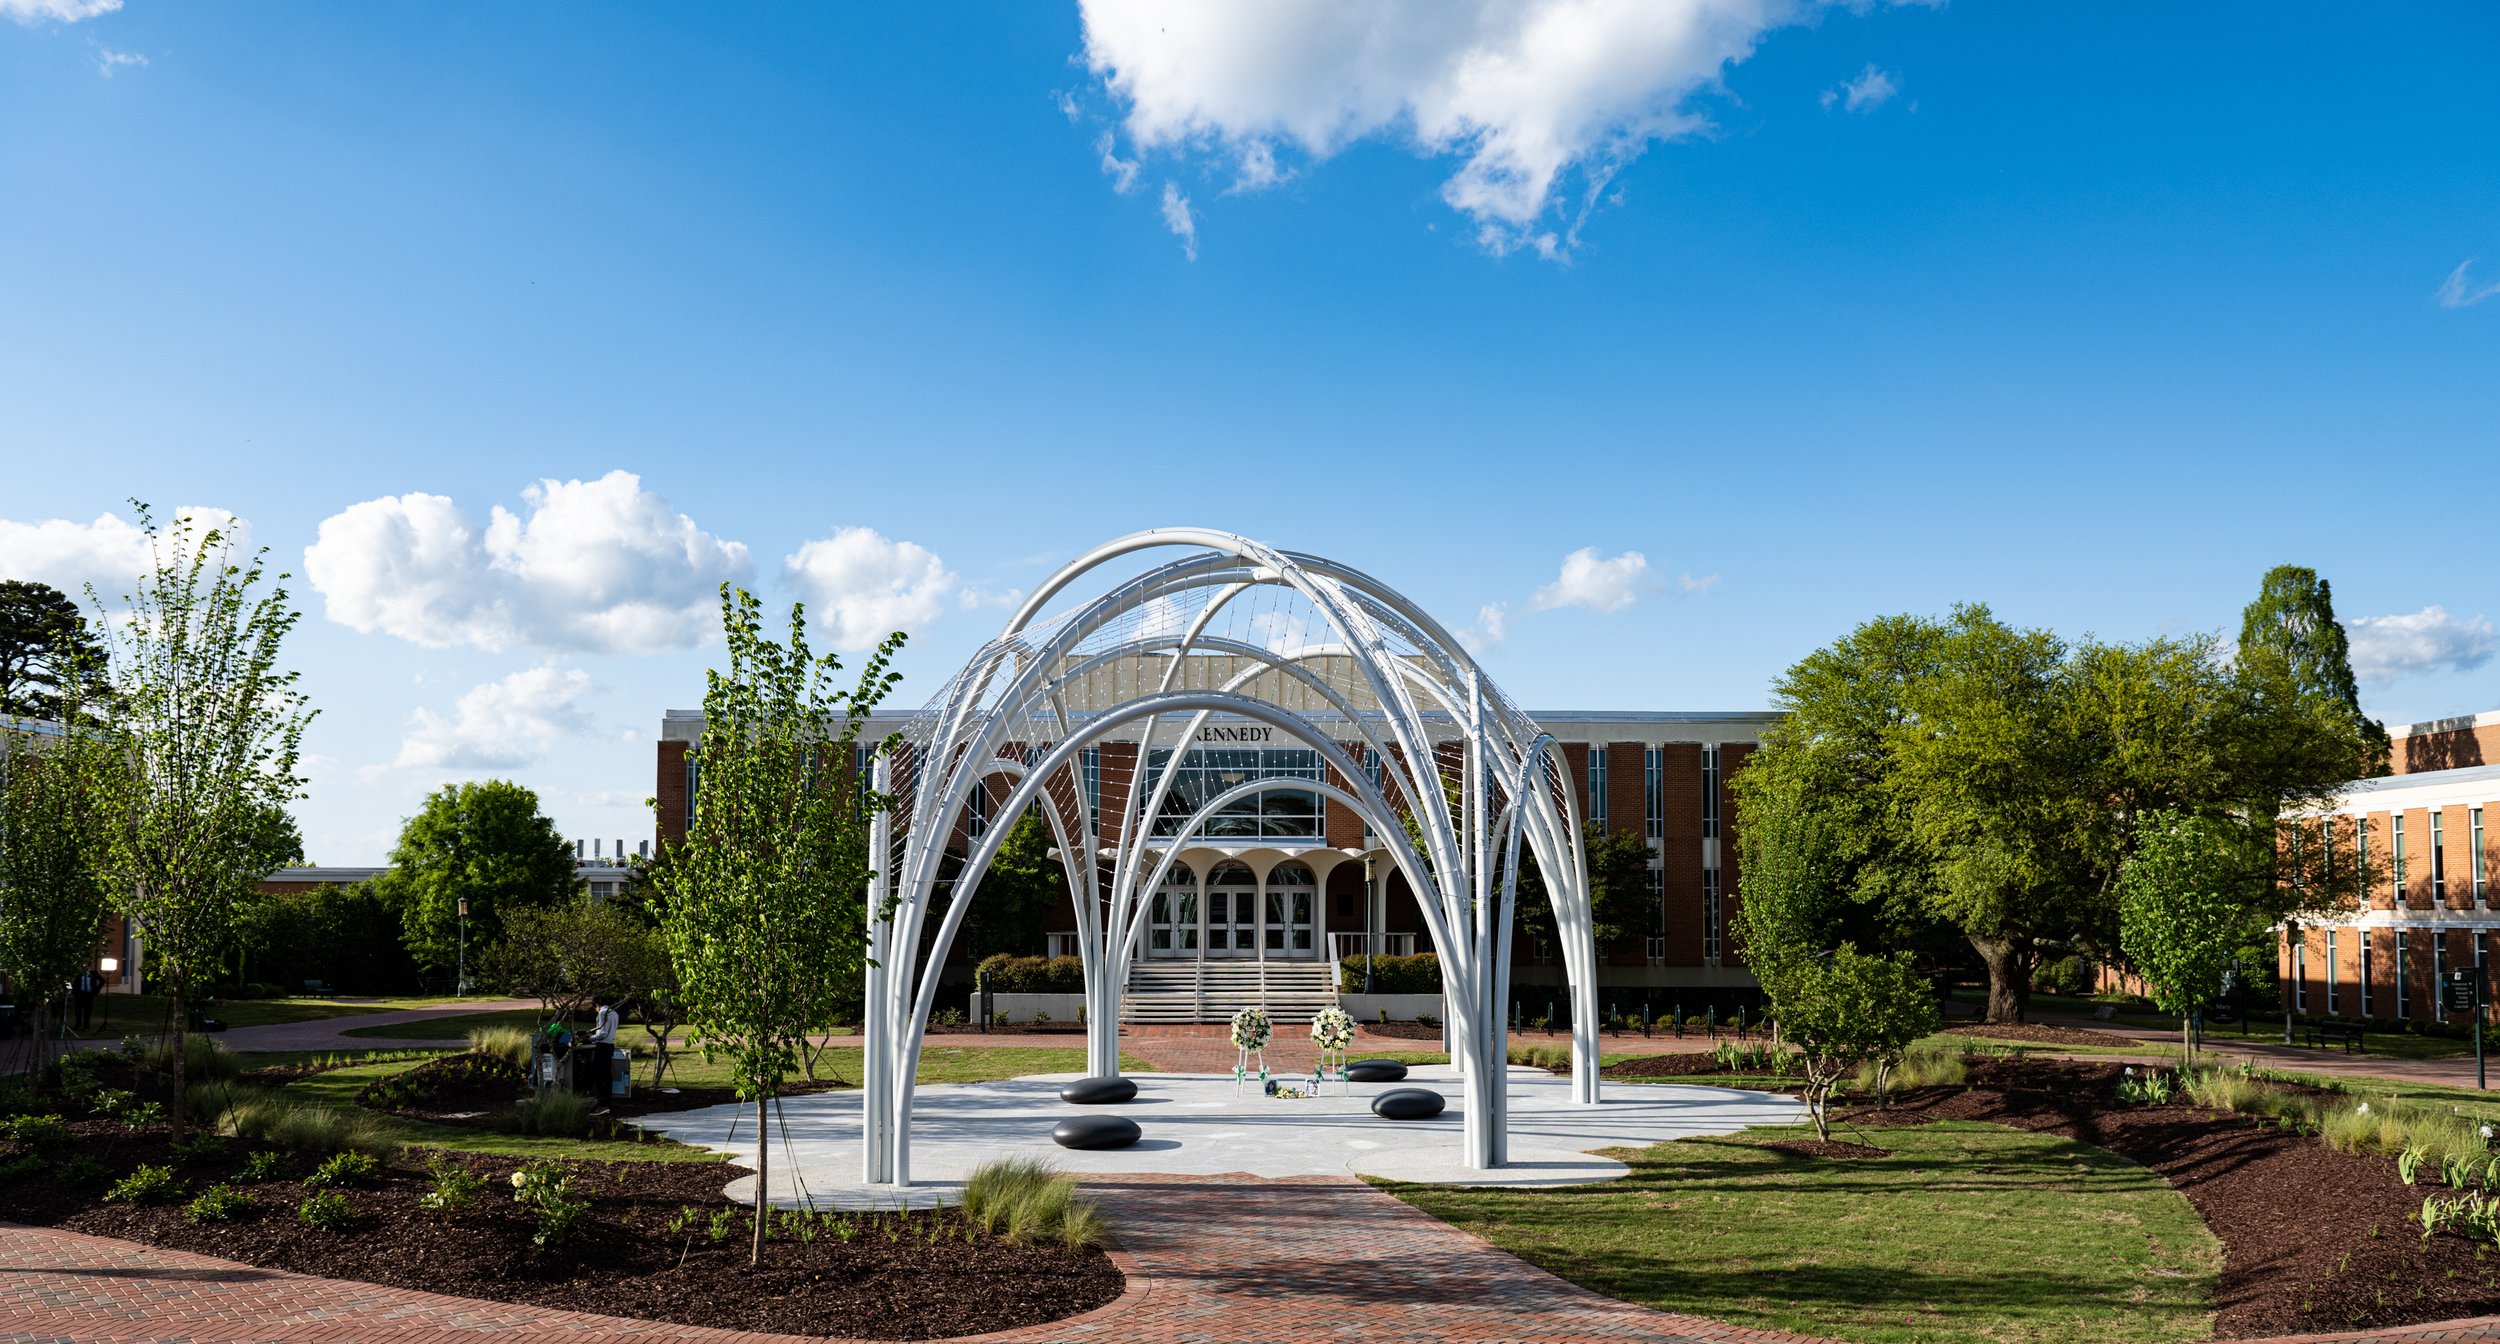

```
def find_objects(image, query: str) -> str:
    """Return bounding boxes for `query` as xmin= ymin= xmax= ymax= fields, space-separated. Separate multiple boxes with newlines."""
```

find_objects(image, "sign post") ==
xmin=2449 ymin=970 xmax=2484 ymax=1090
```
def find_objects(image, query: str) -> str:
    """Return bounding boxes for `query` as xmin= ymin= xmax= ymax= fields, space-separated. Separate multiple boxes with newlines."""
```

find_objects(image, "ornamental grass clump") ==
xmin=467 ymin=1026 xmax=534 ymax=1069
xmin=961 ymin=1156 xmax=1103 ymax=1248
xmin=513 ymin=1089 xmax=593 ymax=1136
xmin=1851 ymin=1039 xmax=1966 ymax=1095
xmin=218 ymin=1095 xmax=393 ymax=1156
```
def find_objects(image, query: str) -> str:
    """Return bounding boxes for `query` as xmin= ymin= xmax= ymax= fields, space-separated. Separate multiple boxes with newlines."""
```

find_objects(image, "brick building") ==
xmin=2283 ymin=708 xmax=2500 ymax=1024
xmin=655 ymin=707 xmax=1772 ymax=995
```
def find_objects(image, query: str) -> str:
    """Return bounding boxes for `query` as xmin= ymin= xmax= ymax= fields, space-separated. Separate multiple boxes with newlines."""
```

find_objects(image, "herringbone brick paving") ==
xmin=7 ymin=1176 xmax=2500 ymax=1344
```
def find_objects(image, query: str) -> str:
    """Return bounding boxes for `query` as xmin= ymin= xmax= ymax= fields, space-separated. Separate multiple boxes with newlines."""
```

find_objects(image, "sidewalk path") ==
xmin=7 ymin=1175 xmax=2500 ymax=1344
xmin=210 ymin=999 xmax=538 ymax=1055
xmin=1998 ymin=1005 xmax=2500 ymax=1092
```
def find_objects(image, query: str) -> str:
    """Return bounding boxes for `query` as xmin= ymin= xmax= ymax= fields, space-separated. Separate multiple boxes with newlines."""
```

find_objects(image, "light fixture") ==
xmin=99 ymin=957 xmax=119 ymax=973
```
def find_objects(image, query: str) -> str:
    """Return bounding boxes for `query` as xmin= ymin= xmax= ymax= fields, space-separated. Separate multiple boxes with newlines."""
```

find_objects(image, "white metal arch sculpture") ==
xmin=860 ymin=529 xmax=1599 ymax=1183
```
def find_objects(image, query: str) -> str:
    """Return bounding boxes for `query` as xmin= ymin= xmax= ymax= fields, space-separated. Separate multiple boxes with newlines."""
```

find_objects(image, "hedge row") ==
xmin=974 ymin=954 xmax=1087 ymax=994
xmin=1338 ymin=952 xmax=1441 ymax=995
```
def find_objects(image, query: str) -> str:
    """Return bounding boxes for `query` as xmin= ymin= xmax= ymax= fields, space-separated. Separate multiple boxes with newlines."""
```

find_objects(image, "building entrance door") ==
xmin=1147 ymin=864 xmax=1197 ymax=958
xmin=1206 ymin=865 xmax=1257 ymax=958
xmin=1266 ymin=862 xmax=1316 ymax=958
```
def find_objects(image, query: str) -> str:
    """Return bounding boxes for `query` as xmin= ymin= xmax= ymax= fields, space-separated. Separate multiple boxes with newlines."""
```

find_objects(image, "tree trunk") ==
xmin=1971 ymin=935 xmax=2032 ymax=1025
xmin=750 ymin=1093 xmax=768 ymax=1267
xmin=168 ymin=976 xmax=189 ymax=1143
xmin=2183 ymin=1016 xmax=2194 ymax=1066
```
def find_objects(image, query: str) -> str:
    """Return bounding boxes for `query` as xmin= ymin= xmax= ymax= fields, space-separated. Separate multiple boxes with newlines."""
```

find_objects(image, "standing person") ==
xmin=71 ymin=967 xmax=101 ymax=1032
xmin=585 ymin=1000 xmax=619 ymax=1105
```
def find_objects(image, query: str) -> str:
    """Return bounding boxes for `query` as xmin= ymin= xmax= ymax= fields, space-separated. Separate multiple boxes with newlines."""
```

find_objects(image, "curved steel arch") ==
xmin=861 ymin=531 xmax=1599 ymax=1183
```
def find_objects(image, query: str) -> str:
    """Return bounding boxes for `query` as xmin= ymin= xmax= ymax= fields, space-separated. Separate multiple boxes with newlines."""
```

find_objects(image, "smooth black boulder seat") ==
xmin=1051 ymin=1114 xmax=1142 ymax=1150
xmin=1345 ymin=1059 xmax=1408 ymax=1083
xmin=1370 ymin=1088 xmax=1446 ymax=1121
xmin=1059 ymin=1075 xmax=1139 ymax=1105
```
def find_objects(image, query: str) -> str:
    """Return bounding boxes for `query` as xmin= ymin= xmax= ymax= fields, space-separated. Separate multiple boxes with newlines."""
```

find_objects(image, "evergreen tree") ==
xmin=0 ymin=580 xmax=108 ymax=720
xmin=2237 ymin=565 xmax=2389 ymax=778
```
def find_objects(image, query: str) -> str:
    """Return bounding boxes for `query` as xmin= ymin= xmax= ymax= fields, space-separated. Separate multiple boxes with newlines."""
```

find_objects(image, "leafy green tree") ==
xmin=952 ymin=808 xmax=1060 ymax=961
xmin=0 ymin=670 xmax=122 ymax=1078
xmin=481 ymin=894 xmax=663 ymax=1026
xmin=91 ymin=505 xmax=312 ymax=1139
xmin=0 ymin=580 xmax=108 ymax=720
xmin=2236 ymin=565 xmax=2389 ymax=777
xmin=234 ymin=881 xmax=415 ymax=996
xmin=1513 ymin=825 xmax=1657 ymax=959
xmin=373 ymin=780 xmax=576 ymax=979
xmin=644 ymin=586 xmax=900 ymax=1266
xmin=2118 ymin=809 xmax=2273 ymax=1062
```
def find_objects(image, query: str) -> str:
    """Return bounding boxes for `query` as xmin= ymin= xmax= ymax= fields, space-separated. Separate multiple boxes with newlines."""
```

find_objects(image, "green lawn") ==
xmin=1382 ymin=1121 xmax=2221 ymax=1344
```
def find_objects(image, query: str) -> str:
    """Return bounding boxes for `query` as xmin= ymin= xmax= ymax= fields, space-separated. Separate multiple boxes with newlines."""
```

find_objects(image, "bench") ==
xmin=2304 ymin=1022 xmax=2365 ymax=1054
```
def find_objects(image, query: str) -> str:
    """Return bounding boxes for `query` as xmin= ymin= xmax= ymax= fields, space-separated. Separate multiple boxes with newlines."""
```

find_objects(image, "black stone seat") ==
xmin=1370 ymin=1088 xmax=1446 ymax=1121
xmin=1345 ymin=1059 xmax=1407 ymax=1083
xmin=1051 ymin=1114 xmax=1141 ymax=1150
xmin=1058 ymin=1075 xmax=1138 ymax=1105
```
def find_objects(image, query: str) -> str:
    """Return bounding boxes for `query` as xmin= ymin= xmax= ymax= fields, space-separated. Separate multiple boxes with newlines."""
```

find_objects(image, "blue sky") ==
xmin=4 ymin=1 xmax=2496 ymax=863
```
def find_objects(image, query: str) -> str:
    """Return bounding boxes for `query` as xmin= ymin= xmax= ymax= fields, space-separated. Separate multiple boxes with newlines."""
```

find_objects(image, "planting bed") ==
xmin=1942 ymin=1022 xmax=2137 ymax=1048
xmin=3 ymin=1116 xmax=1123 ymax=1339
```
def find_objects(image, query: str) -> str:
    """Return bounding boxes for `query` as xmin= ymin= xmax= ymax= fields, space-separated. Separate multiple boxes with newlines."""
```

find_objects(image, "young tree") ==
xmin=92 ymin=506 xmax=312 ymax=1139
xmin=0 ymin=580 xmax=108 ymax=720
xmin=2118 ymin=809 xmax=2273 ymax=1062
xmin=372 ymin=779 xmax=577 ymax=980
xmin=645 ymin=586 xmax=900 ymax=1265
xmin=480 ymin=894 xmax=664 ymax=1027
xmin=0 ymin=671 xmax=122 ymax=1078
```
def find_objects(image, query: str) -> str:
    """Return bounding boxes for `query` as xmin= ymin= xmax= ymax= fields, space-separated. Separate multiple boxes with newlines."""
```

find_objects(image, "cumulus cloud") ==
xmin=1079 ymin=0 xmax=1824 ymax=256
xmin=1160 ymin=181 xmax=1199 ymax=259
xmin=0 ymin=506 xmax=252 ymax=604
xmin=1821 ymin=63 xmax=1896 ymax=113
xmin=2437 ymin=260 xmax=2500 ymax=309
xmin=1095 ymin=132 xmax=1142 ymax=193
xmin=304 ymin=471 xmax=750 ymax=654
xmin=1459 ymin=601 xmax=1511 ymax=654
xmin=2347 ymin=606 xmax=2499 ymax=684
xmin=2 ymin=0 xmax=120 ymax=22
xmin=1532 ymin=547 xmax=1650 ymax=613
xmin=782 ymin=527 xmax=960 ymax=652
xmin=396 ymin=665 xmax=594 ymax=770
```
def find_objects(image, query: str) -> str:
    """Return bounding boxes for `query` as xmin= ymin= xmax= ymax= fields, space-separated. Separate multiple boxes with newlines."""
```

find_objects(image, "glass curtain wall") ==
xmin=1147 ymin=747 xmax=1324 ymax=840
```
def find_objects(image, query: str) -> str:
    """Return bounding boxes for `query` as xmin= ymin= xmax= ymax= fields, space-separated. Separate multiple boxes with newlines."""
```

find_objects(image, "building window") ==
xmin=1643 ymin=746 xmax=1664 ymax=841
xmin=1587 ymin=745 xmax=1608 ymax=832
xmin=684 ymin=753 xmax=699 ymax=833
xmin=966 ymin=775 xmax=990 ymax=839
xmin=1081 ymin=747 xmax=1102 ymax=834
xmin=2398 ymin=930 xmax=2411 ymax=1018
xmin=2357 ymin=819 xmax=2370 ymax=903
xmin=2326 ymin=930 xmax=2339 ymax=1015
xmin=1146 ymin=747 xmax=1323 ymax=840
xmin=2294 ymin=937 xmax=2307 ymax=1012
xmin=2360 ymin=931 xmax=2373 ymax=1017
xmin=1702 ymin=746 xmax=1721 ymax=840
xmin=1703 ymin=865 xmax=1722 ymax=962
xmin=2433 ymin=811 xmax=2448 ymax=902
xmin=2477 ymin=807 xmax=2489 ymax=903
xmin=2321 ymin=816 xmax=2335 ymax=885
xmin=2394 ymin=815 xmax=2408 ymax=901
xmin=1362 ymin=745 xmax=1383 ymax=794
xmin=1645 ymin=865 xmax=1664 ymax=932
xmin=2436 ymin=933 xmax=2449 ymax=1018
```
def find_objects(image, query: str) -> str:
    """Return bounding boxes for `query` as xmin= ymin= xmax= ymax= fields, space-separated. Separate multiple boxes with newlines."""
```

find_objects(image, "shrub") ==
xmin=119 ymin=1101 xmax=165 ymax=1132
xmin=1338 ymin=952 xmax=1442 ymax=995
xmin=88 ymin=1087 xmax=138 ymax=1118
xmin=514 ymin=1090 xmax=593 ymax=1137
xmin=305 ymin=1150 xmax=383 ymax=1189
xmin=467 ymin=1026 xmax=534 ymax=1069
xmin=105 ymin=1164 xmax=182 ymax=1205
xmin=0 ymin=1153 xmax=46 ymax=1183
xmin=184 ymin=1183 xmax=255 ymax=1224
xmin=143 ymin=1036 xmax=242 ymax=1085
xmin=297 ymin=1189 xmax=357 ymax=1231
xmin=357 ymin=1051 xmax=527 ymax=1113
xmin=961 ymin=1156 xmax=1104 ymax=1248
xmin=59 ymin=1155 xmax=108 ymax=1184
xmin=2116 ymin=1068 xmax=2175 ymax=1106
xmin=509 ymin=1159 xmax=590 ymax=1248
xmin=418 ymin=1154 xmax=489 ymax=1214
xmin=170 ymin=1135 xmax=230 ymax=1168
xmin=7 ymin=1113 xmax=72 ymax=1150
xmin=1506 ymin=1044 xmax=1571 ymax=1072
xmin=237 ymin=1150 xmax=291 ymax=1182
xmin=974 ymin=954 xmax=1086 ymax=994
xmin=219 ymin=1096 xmax=395 ymax=1156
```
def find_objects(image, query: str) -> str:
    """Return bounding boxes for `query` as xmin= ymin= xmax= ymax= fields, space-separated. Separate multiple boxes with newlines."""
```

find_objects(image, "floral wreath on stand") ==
xmin=1231 ymin=1006 xmax=1273 ymax=1095
xmin=1310 ymin=1006 xmax=1355 ymax=1086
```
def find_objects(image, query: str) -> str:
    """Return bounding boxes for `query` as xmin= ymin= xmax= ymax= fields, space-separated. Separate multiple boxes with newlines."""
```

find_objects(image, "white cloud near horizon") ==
xmin=1822 ymin=63 xmax=1896 ymax=113
xmin=2347 ymin=606 xmax=2499 ymax=684
xmin=1533 ymin=546 xmax=1650 ymax=612
xmin=0 ymin=506 xmax=253 ymax=606
xmin=2437 ymin=260 xmax=2500 ymax=309
xmin=305 ymin=471 xmax=751 ymax=654
xmin=782 ymin=526 xmax=960 ymax=652
xmin=1 ymin=0 xmax=119 ymax=22
xmin=1079 ymin=0 xmax=1831 ymax=256
xmin=396 ymin=665 xmax=595 ymax=770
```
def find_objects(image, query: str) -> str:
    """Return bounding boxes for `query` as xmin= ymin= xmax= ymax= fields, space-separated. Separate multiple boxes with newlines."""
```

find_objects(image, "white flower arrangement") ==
xmin=1229 ymin=1006 xmax=1273 ymax=1051
xmin=1310 ymin=1007 xmax=1355 ymax=1051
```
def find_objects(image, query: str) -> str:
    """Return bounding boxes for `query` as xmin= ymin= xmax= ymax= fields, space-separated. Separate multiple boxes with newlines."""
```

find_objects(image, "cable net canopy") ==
xmin=859 ymin=530 xmax=1600 ymax=1184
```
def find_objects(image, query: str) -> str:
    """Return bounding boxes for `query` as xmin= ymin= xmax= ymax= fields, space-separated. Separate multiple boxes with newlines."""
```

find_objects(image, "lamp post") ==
xmin=456 ymin=896 xmax=471 ymax=996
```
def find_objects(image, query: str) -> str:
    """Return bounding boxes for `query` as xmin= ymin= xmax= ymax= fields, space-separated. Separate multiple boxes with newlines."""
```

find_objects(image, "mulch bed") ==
xmin=1944 ymin=1022 xmax=2138 ymax=1048
xmin=925 ymin=1023 xmax=1085 ymax=1036
xmin=1600 ymin=1051 xmax=1727 ymax=1078
xmin=3 ymin=1115 xmax=1122 ymax=1340
xmin=1359 ymin=1021 xmax=1445 ymax=1040
xmin=1859 ymin=1059 xmax=2500 ymax=1338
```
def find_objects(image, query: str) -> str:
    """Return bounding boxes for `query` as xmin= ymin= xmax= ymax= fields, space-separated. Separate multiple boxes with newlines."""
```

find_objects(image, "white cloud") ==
xmin=94 ymin=47 xmax=145 ymax=76
xmin=305 ymin=471 xmax=751 ymax=654
xmin=1822 ymin=62 xmax=1896 ymax=113
xmin=2347 ymin=606 xmax=2499 ymax=684
xmin=0 ymin=506 xmax=251 ymax=605
xmin=1160 ymin=181 xmax=1199 ymax=259
xmin=1459 ymin=601 xmax=1511 ymax=654
xmin=781 ymin=527 xmax=959 ymax=652
xmin=1532 ymin=546 xmax=1649 ymax=613
xmin=1 ymin=0 xmax=120 ymax=22
xmin=1677 ymin=571 xmax=1721 ymax=595
xmin=1079 ymin=0 xmax=1822 ymax=256
xmin=1096 ymin=132 xmax=1142 ymax=193
xmin=2437 ymin=260 xmax=2500 ymax=309
xmin=396 ymin=665 xmax=594 ymax=770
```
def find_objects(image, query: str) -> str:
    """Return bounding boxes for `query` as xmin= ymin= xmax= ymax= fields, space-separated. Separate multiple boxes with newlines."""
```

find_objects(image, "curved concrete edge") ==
xmin=1352 ymin=1147 xmax=1632 ymax=1187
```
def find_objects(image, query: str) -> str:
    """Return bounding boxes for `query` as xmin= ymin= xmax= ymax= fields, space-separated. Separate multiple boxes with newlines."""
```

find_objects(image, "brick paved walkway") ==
xmin=12 ymin=1175 xmax=2500 ymax=1344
